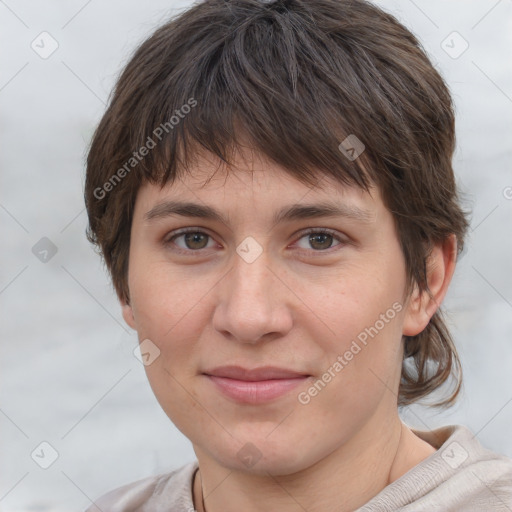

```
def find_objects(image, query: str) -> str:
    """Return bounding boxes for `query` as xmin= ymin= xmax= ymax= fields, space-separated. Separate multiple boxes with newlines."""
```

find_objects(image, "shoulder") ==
xmin=418 ymin=425 xmax=512 ymax=509
xmin=432 ymin=424 xmax=512 ymax=482
xmin=84 ymin=460 xmax=199 ymax=512
xmin=359 ymin=425 xmax=512 ymax=511
xmin=452 ymin=426 xmax=512 ymax=507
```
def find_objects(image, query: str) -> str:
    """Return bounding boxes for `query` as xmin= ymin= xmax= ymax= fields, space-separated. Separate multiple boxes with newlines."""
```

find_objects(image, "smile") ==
xmin=203 ymin=365 xmax=311 ymax=404
xmin=207 ymin=375 xmax=309 ymax=404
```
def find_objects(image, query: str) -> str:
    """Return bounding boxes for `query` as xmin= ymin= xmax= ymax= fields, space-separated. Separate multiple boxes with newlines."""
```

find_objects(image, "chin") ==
xmin=203 ymin=429 xmax=318 ymax=476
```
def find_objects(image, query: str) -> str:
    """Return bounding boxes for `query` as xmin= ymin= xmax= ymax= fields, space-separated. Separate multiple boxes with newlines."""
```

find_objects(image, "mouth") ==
xmin=202 ymin=365 xmax=311 ymax=404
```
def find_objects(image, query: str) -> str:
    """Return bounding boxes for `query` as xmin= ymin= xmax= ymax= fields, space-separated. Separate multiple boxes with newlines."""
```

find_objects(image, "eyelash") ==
xmin=164 ymin=227 xmax=347 ymax=256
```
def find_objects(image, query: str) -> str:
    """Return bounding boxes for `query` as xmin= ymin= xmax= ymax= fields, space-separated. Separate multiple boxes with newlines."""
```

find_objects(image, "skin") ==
xmin=121 ymin=146 xmax=456 ymax=512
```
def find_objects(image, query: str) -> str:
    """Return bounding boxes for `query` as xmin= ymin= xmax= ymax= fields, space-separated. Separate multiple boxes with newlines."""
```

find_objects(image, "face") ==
xmin=123 ymin=148 xmax=418 ymax=475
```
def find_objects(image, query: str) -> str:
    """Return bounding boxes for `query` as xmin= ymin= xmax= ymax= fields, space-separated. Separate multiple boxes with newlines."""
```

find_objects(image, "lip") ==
xmin=203 ymin=365 xmax=311 ymax=404
xmin=204 ymin=365 xmax=309 ymax=381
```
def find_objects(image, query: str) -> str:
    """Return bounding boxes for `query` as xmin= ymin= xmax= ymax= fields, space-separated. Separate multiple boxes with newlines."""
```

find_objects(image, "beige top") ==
xmin=85 ymin=425 xmax=512 ymax=511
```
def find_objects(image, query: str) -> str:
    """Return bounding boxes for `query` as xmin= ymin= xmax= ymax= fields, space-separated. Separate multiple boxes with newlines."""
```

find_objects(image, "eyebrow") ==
xmin=144 ymin=200 xmax=375 ymax=227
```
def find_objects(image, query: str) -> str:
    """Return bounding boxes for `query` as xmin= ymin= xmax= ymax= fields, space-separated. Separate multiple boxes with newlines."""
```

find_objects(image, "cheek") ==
xmin=129 ymin=259 xmax=210 ymax=339
xmin=129 ymin=263 xmax=214 ymax=435
xmin=311 ymin=262 xmax=405 ymax=348
xmin=295 ymin=308 xmax=404 ymax=451
xmin=128 ymin=261 xmax=215 ymax=404
xmin=305 ymin=263 xmax=405 ymax=401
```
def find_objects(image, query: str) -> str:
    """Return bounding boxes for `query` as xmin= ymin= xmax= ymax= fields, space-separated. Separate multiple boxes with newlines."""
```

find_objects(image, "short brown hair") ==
xmin=85 ymin=0 xmax=470 ymax=407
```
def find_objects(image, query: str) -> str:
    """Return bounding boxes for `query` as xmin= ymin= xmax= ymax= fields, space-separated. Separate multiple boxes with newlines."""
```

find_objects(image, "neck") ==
xmin=192 ymin=415 xmax=436 ymax=512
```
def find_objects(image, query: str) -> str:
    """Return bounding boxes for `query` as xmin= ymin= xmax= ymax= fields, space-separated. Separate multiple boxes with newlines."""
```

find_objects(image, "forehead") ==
xmin=135 ymin=147 xmax=383 ymax=220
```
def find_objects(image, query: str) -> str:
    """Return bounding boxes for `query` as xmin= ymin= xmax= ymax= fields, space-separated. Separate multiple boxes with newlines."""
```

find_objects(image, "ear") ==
xmin=120 ymin=297 xmax=137 ymax=330
xmin=402 ymin=234 xmax=457 ymax=336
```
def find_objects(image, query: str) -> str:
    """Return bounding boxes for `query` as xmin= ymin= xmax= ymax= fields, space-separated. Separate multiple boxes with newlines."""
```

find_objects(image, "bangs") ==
xmin=119 ymin=2 xmax=378 ymax=192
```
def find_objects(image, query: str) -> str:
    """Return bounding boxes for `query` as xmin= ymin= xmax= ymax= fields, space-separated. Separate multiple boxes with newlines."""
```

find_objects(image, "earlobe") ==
xmin=121 ymin=302 xmax=137 ymax=330
xmin=402 ymin=235 xmax=457 ymax=337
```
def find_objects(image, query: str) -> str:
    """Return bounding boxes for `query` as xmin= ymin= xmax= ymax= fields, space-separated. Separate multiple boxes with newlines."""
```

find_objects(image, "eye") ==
xmin=164 ymin=227 xmax=347 ymax=255
xmin=165 ymin=229 xmax=217 ymax=252
xmin=294 ymin=229 xmax=344 ymax=251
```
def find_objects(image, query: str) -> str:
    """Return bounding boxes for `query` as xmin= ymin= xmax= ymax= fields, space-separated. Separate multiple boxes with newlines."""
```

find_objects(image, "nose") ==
xmin=212 ymin=249 xmax=293 ymax=344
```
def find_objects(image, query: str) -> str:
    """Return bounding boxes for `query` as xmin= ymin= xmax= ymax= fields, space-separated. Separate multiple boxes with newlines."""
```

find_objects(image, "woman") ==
xmin=84 ymin=0 xmax=512 ymax=509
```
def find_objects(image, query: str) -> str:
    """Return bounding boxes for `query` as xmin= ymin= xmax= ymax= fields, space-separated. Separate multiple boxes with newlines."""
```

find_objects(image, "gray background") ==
xmin=1 ymin=0 xmax=511 ymax=510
